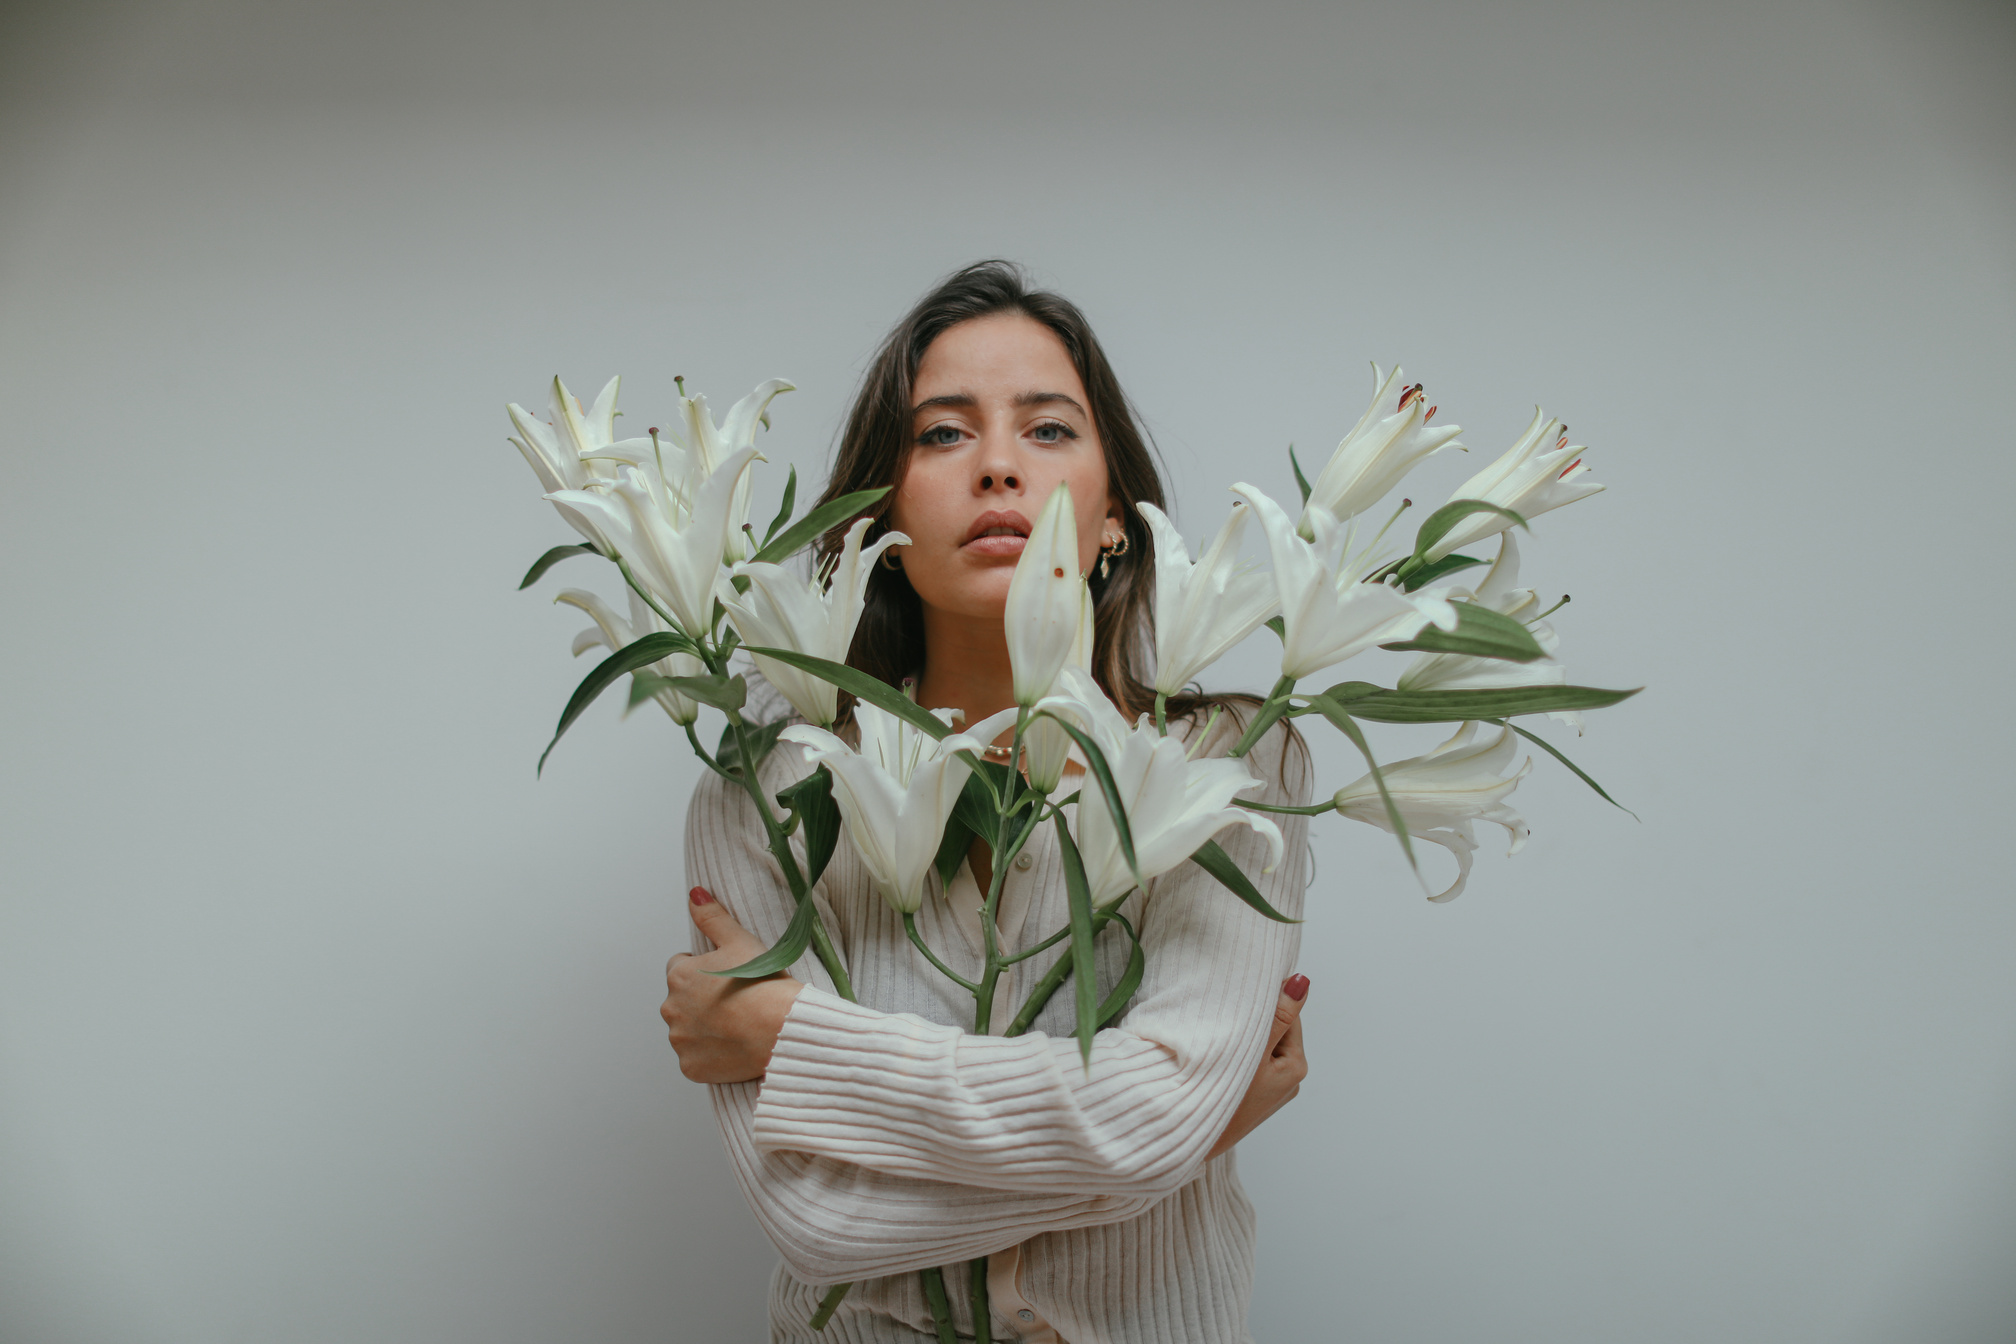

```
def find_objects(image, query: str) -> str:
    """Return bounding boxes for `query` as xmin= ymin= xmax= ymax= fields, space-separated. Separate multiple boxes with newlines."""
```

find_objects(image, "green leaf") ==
xmin=716 ymin=714 xmax=787 ymax=781
xmin=1407 ymin=499 xmax=1528 ymax=564
xmin=933 ymin=810 xmax=975 ymax=890
xmin=1096 ymin=912 xmax=1146 ymax=1028
xmin=776 ymin=765 xmax=843 ymax=887
xmin=750 ymin=487 xmax=891 ymax=565
xmin=953 ymin=762 xmax=1012 ymax=849
xmin=1379 ymin=600 xmax=1547 ymax=663
xmin=1189 ymin=839 xmax=1300 ymax=923
xmin=1303 ymin=697 xmax=1419 ymax=878
xmin=538 ymin=632 xmax=699 ymax=774
xmin=518 ymin=543 xmax=599 ymax=589
xmin=741 ymin=646 xmax=950 ymax=740
xmin=711 ymin=892 xmax=817 ymax=979
xmin=626 ymin=673 xmax=673 ymax=715
xmin=1051 ymin=813 xmax=1101 ymax=1067
xmin=1394 ymin=552 xmax=1488 ymax=592
xmin=1308 ymin=683 xmax=1642 ymax=724
xmin=1486 ymin=717 xmax=1641 ymax=819
xmin=1288 ymin=444 xmax=1312 ymax=506
xmin=1041 ymin=714 xmax=1142 ymax=894
xmin=761 ymin=465 xmax=798 ymax=548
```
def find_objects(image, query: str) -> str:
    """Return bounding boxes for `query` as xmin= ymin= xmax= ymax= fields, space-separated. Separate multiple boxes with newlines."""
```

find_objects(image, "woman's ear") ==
xmin=1103 ymin=498 xmax=1127 ymax=545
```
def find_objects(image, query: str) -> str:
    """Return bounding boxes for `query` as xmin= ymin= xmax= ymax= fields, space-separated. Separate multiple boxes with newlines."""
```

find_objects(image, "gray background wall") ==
xmin=3 ymin=2 xmax=2012 ymax=1340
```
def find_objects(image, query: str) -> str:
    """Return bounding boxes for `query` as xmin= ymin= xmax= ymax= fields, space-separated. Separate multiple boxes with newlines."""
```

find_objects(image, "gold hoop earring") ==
xmin=1099 ymin=529 xmax=1129 ymax=579
xmin=881 ymin=548 xmax=903 ymax=572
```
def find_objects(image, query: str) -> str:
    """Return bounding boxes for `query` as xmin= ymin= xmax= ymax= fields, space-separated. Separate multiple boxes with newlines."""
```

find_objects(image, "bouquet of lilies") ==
xmin=502 ymin=366 xmax=1637 ymax=1338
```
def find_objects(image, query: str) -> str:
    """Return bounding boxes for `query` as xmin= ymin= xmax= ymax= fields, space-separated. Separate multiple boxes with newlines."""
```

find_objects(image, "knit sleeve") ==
xmin=685 ymin=761 xmax=1159 ymax=1284
xmin=749 ymin=719 xmax=1311 ymax=1199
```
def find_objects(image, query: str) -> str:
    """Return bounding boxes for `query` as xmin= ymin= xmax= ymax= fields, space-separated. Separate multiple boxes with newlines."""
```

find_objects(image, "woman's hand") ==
xmin=662 ymin=887 xmax=804 ymax=1084
xmin=1206 ymin=974 xmax=1310 ymax=1160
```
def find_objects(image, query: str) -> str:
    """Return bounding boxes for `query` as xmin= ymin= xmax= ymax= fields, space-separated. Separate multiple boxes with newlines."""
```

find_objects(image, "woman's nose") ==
xmin=975 ymin=437 xmax=1022 ymax=494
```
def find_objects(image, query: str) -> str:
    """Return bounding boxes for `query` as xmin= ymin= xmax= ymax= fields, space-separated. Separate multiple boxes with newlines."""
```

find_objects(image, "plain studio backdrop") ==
xmin=3 ymin=1 xmax=2012 ymax=1341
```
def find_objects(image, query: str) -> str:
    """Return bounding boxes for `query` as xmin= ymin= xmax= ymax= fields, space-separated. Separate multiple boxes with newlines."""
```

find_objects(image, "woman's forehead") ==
xmin=913 ymin=313 xmax=1087 ymax=406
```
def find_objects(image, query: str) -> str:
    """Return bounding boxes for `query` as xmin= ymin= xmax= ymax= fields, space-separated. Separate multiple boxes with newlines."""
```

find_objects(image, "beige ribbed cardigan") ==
xmin=685 ymin=685 xmax=1310 ymax=1343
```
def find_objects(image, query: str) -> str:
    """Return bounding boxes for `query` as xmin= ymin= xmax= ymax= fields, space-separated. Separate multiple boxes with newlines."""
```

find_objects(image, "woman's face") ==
xmin=887 ymin=312 xmax=1122 ymax=624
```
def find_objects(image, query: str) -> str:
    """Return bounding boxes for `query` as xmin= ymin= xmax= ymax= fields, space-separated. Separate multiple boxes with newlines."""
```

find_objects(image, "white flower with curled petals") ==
xmin=1137 ymin=500 xmax=1279 ymax=697
xmin=546 ymin=446 xmax=760 ymax=639
xmin=782 ymin=702 xmax=1015 ymax=914
xmin=1300 ymin=365 xmax=1464 ymax=534
xmin=506 ymin=376 xmax=625 ymax=550
xmin=1426 ymin=410 xmax=1604 ymax=561
xmin=1036 ymin=667 xmax=1283 ymax=904
xmin=1231 ymin=484 xmax=1458 ymax=682
xmin=673 ymin=378 xmax=794 ymax=562
xmin=1332 ymin=721 xmax=1531 ymax=902
xmin=721 ymin=517 xmax=907 ymax=727
xmin=554 ymin=586 xmax=704 ymax=726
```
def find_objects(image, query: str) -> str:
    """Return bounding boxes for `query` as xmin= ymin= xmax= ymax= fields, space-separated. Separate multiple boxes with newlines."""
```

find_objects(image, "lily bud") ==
xmin=1004 ymin=482 xmax=1088 ymax=706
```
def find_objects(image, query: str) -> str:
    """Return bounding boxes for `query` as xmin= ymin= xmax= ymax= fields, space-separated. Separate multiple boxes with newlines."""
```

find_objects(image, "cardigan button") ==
xmin=1017 ymin=1309 xmax=1036 ymax=1322
xmin=1014 ymin=853 xmax=1034 ymax=871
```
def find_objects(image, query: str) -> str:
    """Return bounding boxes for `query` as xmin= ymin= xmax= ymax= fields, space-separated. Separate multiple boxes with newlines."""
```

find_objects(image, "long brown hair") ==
xmin=813 ymin=262 xmax=1206 ymax=723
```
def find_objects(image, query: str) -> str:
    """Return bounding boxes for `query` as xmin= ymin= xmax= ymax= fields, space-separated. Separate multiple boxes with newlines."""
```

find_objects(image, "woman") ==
xmin=661 ymin=262 xmax=1312 ymax=1342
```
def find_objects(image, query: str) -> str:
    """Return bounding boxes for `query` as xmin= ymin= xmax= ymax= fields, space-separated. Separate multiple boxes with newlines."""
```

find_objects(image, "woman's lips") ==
xmin=961 ymin=510 xmax=1031 ymax=557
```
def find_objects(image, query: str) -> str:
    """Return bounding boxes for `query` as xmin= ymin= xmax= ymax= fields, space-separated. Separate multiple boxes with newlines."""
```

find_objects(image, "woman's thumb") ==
xmin=688 ymin=887 xmax=749 ymax=949
xmin=1269 ymin=973 xmax=1310 ymax=1048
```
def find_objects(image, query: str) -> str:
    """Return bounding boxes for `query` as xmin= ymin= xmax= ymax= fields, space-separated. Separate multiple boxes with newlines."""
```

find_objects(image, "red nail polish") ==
xmin=1285 ymin=974 xmax=1309 ymax=1001
xmin=690 ymin=887 xmax=714 ymax=906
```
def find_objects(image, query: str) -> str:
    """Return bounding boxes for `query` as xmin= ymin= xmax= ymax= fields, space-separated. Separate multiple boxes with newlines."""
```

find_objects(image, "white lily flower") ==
xmin=554 ymin=586 xmax=704 ymax=726
xmin=1397 ymin=532 xmax=1583 ymax=733
xmin=1332 ymin=721 xmax=1531 ymax=902
xmin=781 ymin=702 xmax=1014 ymax=914
xmin=1021 ymin=589 xmax=1095 ymax=793
xmin=1004 ymin=482 xmax=1090 ymax=706
xmin=720 ymin=517 xmax=907 ymax=727
xmin=1426 ymin=409 xmax=1604 ymax=561
xmin=1299 ymin=365 xmax=1464 ymax=534
xmin=1137 ymin=501 xmax=1279 ymax=698
xmin=1038 ymin=668 xmax=1283 ymax=904
xmin=506 ymin=376 xmax=625 ymax=550
xmin=1231 ymin=484 xmax=1458 ymax=682
xmin=674 ymin=379 xmax=794 ymax=563
xmin=545 ymin=445 xmax=761 ymax=639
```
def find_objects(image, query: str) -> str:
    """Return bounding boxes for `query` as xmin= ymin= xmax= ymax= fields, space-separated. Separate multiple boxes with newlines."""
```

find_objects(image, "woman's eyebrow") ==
xmin=1014 ymin=390 xmax=1087 ymax=415
xmin=909 ymin=391 xmax=1088 ymax=416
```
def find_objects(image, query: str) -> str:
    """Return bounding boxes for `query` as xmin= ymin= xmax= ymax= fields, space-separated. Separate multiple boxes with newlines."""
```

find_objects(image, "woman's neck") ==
xmin=913 ymin=604 xmax=1017 ymax=748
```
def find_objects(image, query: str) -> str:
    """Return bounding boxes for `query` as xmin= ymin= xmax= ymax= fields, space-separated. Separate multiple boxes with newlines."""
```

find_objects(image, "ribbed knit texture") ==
xmin=686 ymin=681 xmax=1310 ymax=1343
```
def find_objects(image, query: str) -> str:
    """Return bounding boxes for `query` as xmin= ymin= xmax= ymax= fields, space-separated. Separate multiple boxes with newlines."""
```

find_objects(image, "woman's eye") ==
xmin=1030 ymin=421 xmax=1078 ymax=444
xmin=919 ymin=424 xmax=964 ymax=447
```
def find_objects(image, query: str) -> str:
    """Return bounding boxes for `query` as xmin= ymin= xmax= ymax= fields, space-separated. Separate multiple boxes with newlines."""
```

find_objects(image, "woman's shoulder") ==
xmin=1167 ymin=693 xmax=1313 ymax=807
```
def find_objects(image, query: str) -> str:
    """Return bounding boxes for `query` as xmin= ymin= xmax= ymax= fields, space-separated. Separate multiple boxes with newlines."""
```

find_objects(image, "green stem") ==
xmin=728 ymin=715 xmax=855 ymax=1002
xmin=1153 ymin=692 xmax=1167 ymax=736
xmin=1234 ymin=797 xmax=1337 ymax=816
xmin=1003 ymin=896 xmax=1132 ymax=1037
xmin=1228 ymin=675 xmax=1297 ymax=759
xmin=919 ymin=1266 xmax=958 ymax=1344
xmin=616 ymin=557 xmax=687 ymax=638
xmin=808 ymin=1282 xmax=851 ymax=1331
xmin=969 ymin=1258 xmax=993 ymax=1344
xmin=683 ymin=722 xmax=742 ymax=784
xmin=904 ymin=913 xmax=979 ymax=993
